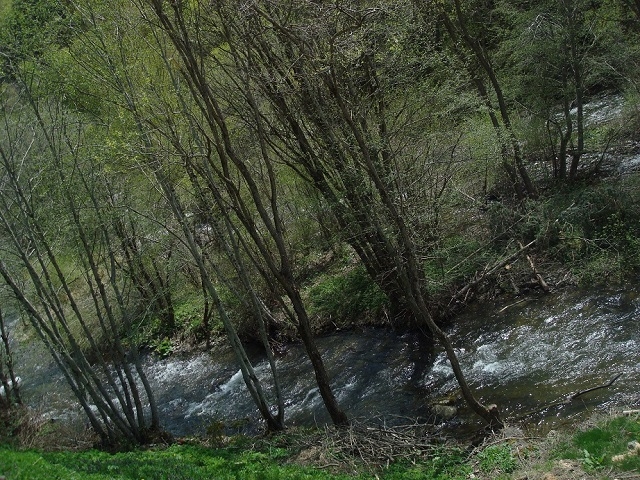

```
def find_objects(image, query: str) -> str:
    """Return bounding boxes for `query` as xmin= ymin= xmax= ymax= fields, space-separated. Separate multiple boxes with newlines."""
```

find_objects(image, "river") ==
xmin=9 ymin=284 xmax=640 ymax=437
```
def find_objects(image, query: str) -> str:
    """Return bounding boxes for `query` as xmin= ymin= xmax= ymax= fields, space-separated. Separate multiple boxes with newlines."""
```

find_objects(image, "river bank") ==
xmin=2 ymin=409 xmax=640 ymax=479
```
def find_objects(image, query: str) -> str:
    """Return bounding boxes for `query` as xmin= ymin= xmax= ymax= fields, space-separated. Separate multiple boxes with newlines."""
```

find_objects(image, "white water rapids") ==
xmin=9 ymin=284 xmax=640 ymax=436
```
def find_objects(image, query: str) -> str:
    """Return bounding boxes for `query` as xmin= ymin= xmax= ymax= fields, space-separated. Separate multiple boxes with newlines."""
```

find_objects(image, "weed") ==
xmin=150 ymin=336 xmax=173 ymax=358
xmin=476 ymin=444 xmax=518 ymax=476
xmin=579 ymin=448 xmax=606 ymax=471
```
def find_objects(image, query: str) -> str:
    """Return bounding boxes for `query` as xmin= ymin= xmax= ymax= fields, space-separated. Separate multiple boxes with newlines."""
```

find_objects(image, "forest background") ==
xmin=0 ymin=0 xmax=640 ymax=449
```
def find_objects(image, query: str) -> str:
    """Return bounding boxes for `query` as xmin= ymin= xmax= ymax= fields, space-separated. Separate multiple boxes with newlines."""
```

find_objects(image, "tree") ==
xmin=0 ymin=73 xmax=163 ymax=446
xmin=64 ymin=0 xmax=292 ymax=430
xmin=199 ymin=0 xmax=502 ymax=427
xmin=422 ymin=0 xmax=536 ymax=198
xmin=506 ymin=0 xmax=630 ymax=180
xmin=136 ymin=0 xmax=350 ymax=427
xmin=0 ymin=0 xmax=72 ymax=79
xmin=0 ymin=306 xmax=22 ymax=410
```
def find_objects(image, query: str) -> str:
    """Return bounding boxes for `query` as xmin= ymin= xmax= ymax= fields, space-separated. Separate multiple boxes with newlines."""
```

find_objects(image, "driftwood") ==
xmin=520 ymin=242 xmax=550 ymax=293
xmin=497 ymin=298 xmax=528 ymax=313
xmin=285 ymin=416 xmax=446 ymax=471
xmin=515 ymin=373 xmax=623 ymax=421
xmin=452 ymin=239 xmax=537 ymax=305
xmin=566 ymin=373 xmax=623 ymax=402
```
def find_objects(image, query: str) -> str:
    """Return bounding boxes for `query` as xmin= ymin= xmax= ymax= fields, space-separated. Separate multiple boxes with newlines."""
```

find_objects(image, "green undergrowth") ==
xmin=487 ymin=173 xmax=640 ymax=286
xmin=307 ymin=265 xmax=388 ymax=328
xmin=4 ymin=414 xmax=640 ymax=480
xmin=0 ymin=442 xmax=472 ymax=480
xmin=0 ymin=437 xmax=472 ymax=480
xmin=0 ymin=444 xmax=351 ymax=480
xmin=552 ymin=414 xmax=640 ymax=474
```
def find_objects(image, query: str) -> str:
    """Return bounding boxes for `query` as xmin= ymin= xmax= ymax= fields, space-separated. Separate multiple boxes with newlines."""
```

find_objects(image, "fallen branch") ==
xmin=514 ymin=373 xmax=623 ymax=421
xmin=286 ymin=416 xmax=447 ymax=472
xmin=452 ymin=240 xmax=537 ymax=305
xmin=567 ymin=373 xmax=623 ymax=402
xmin=522 ymin=247 xmax=550 ymax=293
xmin=497 ymin=298 xmax=528 ymax=313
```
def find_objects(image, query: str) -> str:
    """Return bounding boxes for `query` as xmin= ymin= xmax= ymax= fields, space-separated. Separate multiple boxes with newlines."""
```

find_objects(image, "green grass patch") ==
xmin=0 ymin=439 xmax=478 ymax=479
xmin=475 ymin=444 xmax=517 ymax=479
xmin=554 ymin=414 xmax=640 ymax=473
xmin=0 ymin=444 xmax=359 ymax=480
xmin=0 ymin=0 xmax=11 ymax=18
xmin=382 ymin=447 xmax=471 ymax=480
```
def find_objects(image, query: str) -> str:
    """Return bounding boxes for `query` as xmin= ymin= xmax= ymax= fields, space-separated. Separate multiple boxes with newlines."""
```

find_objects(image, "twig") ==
xmin=498 ymin=298 xmax=528 ymax=313
xmin=568 ymin=372 xmax=623 ymax=401
xmin=513 ymin=373 xmax=623 ymax=420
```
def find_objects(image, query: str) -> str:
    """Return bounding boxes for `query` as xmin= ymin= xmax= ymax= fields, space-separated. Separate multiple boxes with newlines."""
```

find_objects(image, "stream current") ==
xmin=11 ymin=284 xmax=640 ymax=437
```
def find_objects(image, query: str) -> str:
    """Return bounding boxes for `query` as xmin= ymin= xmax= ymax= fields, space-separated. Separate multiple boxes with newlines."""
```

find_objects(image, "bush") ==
xmin=486 ymin=177 xmax=640 ymax=284
xmin=308 ymin=266 xmax=388 ymax=326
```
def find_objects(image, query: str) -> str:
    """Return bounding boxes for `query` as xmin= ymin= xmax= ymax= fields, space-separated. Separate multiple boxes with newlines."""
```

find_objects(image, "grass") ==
xmin=0 ymin=427 xmax=475 ymax=480
xmin=4 ymin=413 xmax=640 ymax=479
xmin=0 ymin=0 xmax=10 ymax=17
xmin=0 ymin=443 xmax=360 ymax=480
xmin=475 ymin=444 xmax=517 ymax=478
xmin=552 ymin=414 xmax=640 ymax=473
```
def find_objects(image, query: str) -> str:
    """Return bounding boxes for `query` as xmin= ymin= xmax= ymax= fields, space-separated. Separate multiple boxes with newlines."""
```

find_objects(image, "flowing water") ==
xmin=9 ymin=284 xmax=640 ymax=437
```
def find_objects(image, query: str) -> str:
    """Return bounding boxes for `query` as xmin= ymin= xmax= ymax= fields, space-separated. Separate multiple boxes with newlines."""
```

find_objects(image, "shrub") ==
xmin=308 ymin=266 xmax=388 ymax=326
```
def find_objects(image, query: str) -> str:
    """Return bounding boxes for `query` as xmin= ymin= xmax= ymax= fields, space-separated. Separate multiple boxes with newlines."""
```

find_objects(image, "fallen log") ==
xmin=452 ymin=240 xmax=537 ymax=305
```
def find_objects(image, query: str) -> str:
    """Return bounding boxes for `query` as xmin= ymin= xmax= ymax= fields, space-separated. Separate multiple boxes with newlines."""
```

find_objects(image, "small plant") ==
xmin=580 ymin=448 xmax=606 ymax=471
xmin=150 ymin=337 xmax=173 ymax=357
xmin=205 ymin=419 xmax=226 ymax=447
xmin=476 ymin=444 xmax=518 ymax=476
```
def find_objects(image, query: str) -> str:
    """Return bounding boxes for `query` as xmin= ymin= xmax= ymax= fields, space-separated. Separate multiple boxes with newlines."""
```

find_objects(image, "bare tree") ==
xmin=199 ymin=0 xmax=502 ymax=427
xmin=135 ymin=0 xmax=349 ymax=426
xmin=425 ymin=0 xmax=536 ymax=198
xmin=0 ymin=76 xmax=162 ymax=446
xmin=66 ymin=1 xmax=291 ymax=430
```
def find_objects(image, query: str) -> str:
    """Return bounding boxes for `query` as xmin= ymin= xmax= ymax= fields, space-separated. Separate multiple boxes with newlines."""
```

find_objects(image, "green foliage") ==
xmin=175 ymin=296 xmax=218 ymax=341
xmin=487 ymin=175 xmax=640 ymax=284
xmin=383 ymin=448 xmax=471 ymax=480
xmin=0 ymin=0 xmax=11 ymax=16
xmin=476 ymin=444 xmax=517 ymax=477
xmin=149 ymin=337 xmax=173 ymax=358
xmin=424 ymin=235 xmax=494 ymax=296
xmin=0 ymin=0 xmax=72 ymax=74
xmin=579 ymin=448 xmax=606 ymax=471
xmin=0 ymin=441 xmax=481 ymax=479
xmin=554 ymin=415 xmax=640 ymax=473
xmin=0 ymin=444 xmax=361 ymax=479
xmin=308 ymin=266 xmax=388 ymax=326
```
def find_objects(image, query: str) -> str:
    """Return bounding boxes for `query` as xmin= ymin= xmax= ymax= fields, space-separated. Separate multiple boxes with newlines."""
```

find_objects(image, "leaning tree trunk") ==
xmin=144 ymin=0 xmax=349 ymax=426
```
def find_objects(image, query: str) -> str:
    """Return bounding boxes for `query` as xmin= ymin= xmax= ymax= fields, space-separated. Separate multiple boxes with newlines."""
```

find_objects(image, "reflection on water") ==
xmin=10 ymin=285 xmax=640 ymax=436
